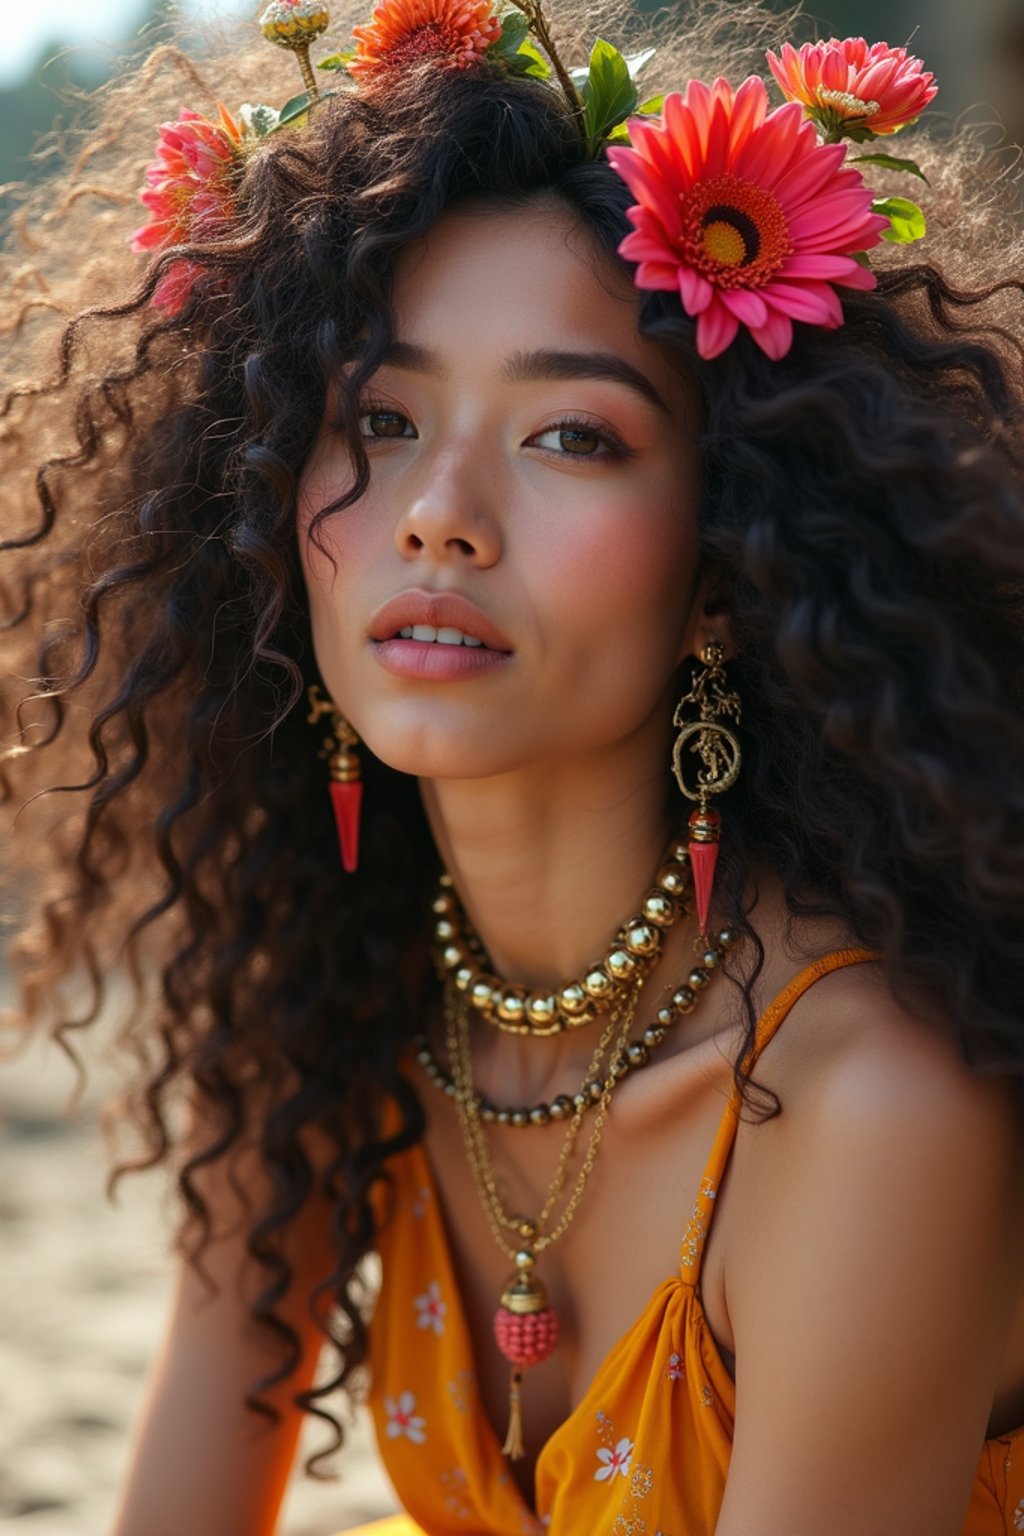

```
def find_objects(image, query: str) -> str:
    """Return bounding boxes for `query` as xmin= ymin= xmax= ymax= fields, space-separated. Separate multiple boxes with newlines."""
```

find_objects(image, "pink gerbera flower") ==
xmin=348 ymin=0 xmax=501 ymax=81
xmin=607 ymin=76 xmax=890 ymax=361
xmin=767 ymin=38 xmax=937 ymax=139
xmin=130 ymin=104 xmax=243 ymax=315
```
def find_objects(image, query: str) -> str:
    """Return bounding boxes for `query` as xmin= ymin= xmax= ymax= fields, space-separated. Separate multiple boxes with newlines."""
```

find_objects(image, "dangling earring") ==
xmin=671 ymin=639 xmax=742 ymax=939
xmin=307 ymin=684 xmax=363 ymax=874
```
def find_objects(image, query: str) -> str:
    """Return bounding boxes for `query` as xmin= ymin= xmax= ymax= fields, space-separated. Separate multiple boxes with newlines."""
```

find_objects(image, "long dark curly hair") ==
xmin=2 ymin=0 xmax=1023 ymax=1474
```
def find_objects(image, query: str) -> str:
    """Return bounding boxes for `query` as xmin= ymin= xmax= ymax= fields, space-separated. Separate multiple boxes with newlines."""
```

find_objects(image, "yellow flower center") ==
xmin=701 ymin=220 xmax=747 ymax=268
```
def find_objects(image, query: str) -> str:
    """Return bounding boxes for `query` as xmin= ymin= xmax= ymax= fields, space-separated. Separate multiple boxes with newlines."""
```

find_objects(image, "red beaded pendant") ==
xmin=329 ymin=777 xmax=363 ymax=874
xmin=492 ymin=1251 xmax=560 ymax=1459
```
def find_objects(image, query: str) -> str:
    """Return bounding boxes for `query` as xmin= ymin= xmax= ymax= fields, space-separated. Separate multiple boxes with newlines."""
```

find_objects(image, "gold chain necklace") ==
xmin=444 ymin=972 xmax=644 ymax=1458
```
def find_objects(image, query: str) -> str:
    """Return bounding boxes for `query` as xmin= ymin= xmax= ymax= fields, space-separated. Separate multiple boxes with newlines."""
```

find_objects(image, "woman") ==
xmin=2 ymin=0 xmax=1024 ymax=1531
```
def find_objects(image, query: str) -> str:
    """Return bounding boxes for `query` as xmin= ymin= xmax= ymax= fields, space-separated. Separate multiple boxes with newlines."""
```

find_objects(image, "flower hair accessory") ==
xmin=129 ymin=0 xmax=936 ymax=360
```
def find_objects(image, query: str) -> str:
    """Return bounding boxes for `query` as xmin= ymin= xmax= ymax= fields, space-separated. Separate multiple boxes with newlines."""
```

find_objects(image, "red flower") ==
xmin=607 ymin=76 xmax=889 ymax=361
xmin=130 ymin=105 xmax=242 ymax=314
xmin=348 ymin=0 xmax=501 ymax=81
xmin=767 ymin=38 xmax=937 ymax=139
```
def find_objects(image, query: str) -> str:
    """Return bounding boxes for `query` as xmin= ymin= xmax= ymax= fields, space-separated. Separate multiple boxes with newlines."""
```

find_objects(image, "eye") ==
xmin=528 ymin=417 xmax=630 ymax=460
xmin=359 ymin=406 xmax=416 ymax=439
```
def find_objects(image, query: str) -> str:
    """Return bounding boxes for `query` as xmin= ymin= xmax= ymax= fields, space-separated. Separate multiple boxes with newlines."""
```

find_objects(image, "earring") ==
xmin=671 ymin=639 xmax=742 ymax=939
xmin=307 ymin=684 xmax=363 ymax=874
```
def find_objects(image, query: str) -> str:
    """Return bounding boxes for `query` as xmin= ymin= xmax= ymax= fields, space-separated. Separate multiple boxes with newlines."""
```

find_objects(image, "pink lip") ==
xmin=368 ymin=588 xmax=513 ymax=652
xmin=373 ymin=638 xmax=511 ymax=681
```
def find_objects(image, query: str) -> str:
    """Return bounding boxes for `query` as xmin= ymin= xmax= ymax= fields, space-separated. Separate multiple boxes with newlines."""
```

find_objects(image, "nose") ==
xmin=394 ymin=449 xmax=502 ymax=569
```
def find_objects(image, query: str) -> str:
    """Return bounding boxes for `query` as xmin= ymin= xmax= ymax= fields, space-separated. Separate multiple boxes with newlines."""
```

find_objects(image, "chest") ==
xmin=413 ymin=1051 xmax=736 ymax=1505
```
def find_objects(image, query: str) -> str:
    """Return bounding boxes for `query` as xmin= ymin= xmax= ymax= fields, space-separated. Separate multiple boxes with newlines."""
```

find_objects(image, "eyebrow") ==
xmin=376 ymin=340 xmax=672 ymax=417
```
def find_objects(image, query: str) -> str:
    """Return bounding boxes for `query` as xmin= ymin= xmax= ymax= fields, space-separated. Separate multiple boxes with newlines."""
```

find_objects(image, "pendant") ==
xmin=492 ymin=1248 xmax=560 ymax=1459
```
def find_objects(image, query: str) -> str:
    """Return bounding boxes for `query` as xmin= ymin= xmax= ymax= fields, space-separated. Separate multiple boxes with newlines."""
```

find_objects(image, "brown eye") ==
xmin=362 ymin=409 xmax=413 ymax=438
xmin=558 ymin=427 xmax=601 ymax=455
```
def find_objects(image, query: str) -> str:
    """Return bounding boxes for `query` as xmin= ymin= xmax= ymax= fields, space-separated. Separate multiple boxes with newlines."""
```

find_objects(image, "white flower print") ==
xmin=384 ymin=1390 xmax=427 ymax=1444
xmin=1014 ymin=1500 xmax=1024 ymax=1532
xmin=595 ymin=1436 xmax=634 ymax=1481
xmin=414 ymin=1280 xmax=447 ymax=1336
xmin=666 ymin=1351 xmax=685 ymax=1383
xmin=412 ymin=1184 xmax=431 ymax=1219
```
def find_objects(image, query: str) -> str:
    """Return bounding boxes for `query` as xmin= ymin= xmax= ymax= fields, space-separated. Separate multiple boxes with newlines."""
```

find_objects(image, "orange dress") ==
xmin=339 ymin=951 xmax=1024 ymax=1535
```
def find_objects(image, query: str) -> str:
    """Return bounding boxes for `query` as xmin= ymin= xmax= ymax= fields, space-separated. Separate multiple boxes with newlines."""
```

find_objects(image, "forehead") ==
xmin=387 ymin=201 xmax=681 ymax=392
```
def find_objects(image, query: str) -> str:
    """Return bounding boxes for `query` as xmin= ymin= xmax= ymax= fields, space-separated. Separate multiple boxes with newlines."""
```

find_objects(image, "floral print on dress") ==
xmin=414 ymin=1280 xmax=447 ymax=1335
xmin=412 ymin=1184 xmax=431 ymax=1219
xmin=384 ymin=1390 xmax=427 ymax=1444
xmin=666 ymin=1351 xmax=685 ymax=1383
xmin=596 ymin=1437 xmax=635 ymax=1481
xmin=1014 ymin=1500 xmax=1024 ymax=1532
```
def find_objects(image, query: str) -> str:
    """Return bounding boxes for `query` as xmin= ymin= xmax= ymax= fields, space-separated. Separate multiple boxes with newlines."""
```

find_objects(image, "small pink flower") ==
xmin=767 ymin=38 xmax=937 ymax=139
xmin=595 ymin=1435 xmax=634 ymax=1481
xmin=349 ymin=0 xmax=502 ymax=81
xmin=414 ymin=1281 xmax=447 ymax=1336
xmin=384 ymin=1389 xmax=427 ymax=1443
xmin=666 ymin=1351 xmax=685 ymax=1382
xmin=607 ymin=76 xmax=888 ymax=361
xmin=130 ymin=104 xmax=242 ymax=314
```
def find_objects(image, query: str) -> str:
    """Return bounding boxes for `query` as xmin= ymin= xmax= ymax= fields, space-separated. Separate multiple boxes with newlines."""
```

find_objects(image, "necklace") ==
xmin=444 ymin=971 xmax=646 ymax=1458
xmin=432 ymin=838 xmax=692 ymax=1036
xmin=416 ymin=925 xmax=736 ymax=1125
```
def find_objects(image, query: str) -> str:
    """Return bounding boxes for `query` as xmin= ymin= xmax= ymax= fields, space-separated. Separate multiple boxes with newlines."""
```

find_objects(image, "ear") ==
xmin=675 ymin=560 xmax=737 ymax=666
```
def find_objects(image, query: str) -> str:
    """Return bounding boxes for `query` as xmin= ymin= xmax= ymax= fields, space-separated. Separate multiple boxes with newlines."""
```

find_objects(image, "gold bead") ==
xmin=454 ymin=965 xmax=474 ymax=992
xmin=627 ymin=1041 xmax=650 ymax=1067
xmin=672 ymin=985 xmax=697 ymax=1013
xmin=668 ymin=839 xmax=690 ymax=864
xmin=582 ymin=967 xmax=614 ymax=1001
xmin=605 ymin=947 xmax=638 ymax=981
xmin=642 ymin=889 xmax=680 ymax=928
xmin=688 ymin=967 xmax=710 ymax=990
xmin=510 ymin=1109 xmax=529 ymax=1128
xmin=611 ymin=1054 xmax=630 ymax=1079
xmin=415 ymin=1047 xmax=431 ymax=1066
xmin=514 ymin=1247 xmax=536 ymax=1270
xmin=587 ymin=1079 xmax=604 ymax=1102
xmin=624 ymin=922 xmax=660 ymax=958
xmin=702 ymin=948 xmax=723 ymax=969
xmin=573 ymin=1092 xmax=588 ymax=1112
xmin=688 ymin=811 xmax=721 ymax=845
xmin=558 ymin=982 xmax=589 ymax=1017
xmin=656 ymin=1005 xmax=676 ymax=1027
xmin=549 ymin=1095 xmax=573 ymax=1121
xmin=643 ymin=1025 xmax=666 ymax=1049
xmin=470 ymin=975 xmax=498 ymax=1012
xmin=529 ymin=1105 xmax=551 ymax=1126
xmin=434 ymin=917 xmax=456 ymax=943
xmin=717 ymin=927 xmax=737 ymax=950
xmin=495 ymin=988 xmax=527 ymax=1024
xmin=441 ymin=943 xmax=467 ymax=971
xmin=481 ymin=1105 xmax=497 ymax=1123
xmin=524 ymin=992 xmax=557 ymax=1028
xmin=439 ymin=873 xmax=454 ymax=889
xmin=656 ymin=863 xmax=688 ymax=896
xmin=496 ymin=1109 xmax=512 ymax=1126
xmin=432 ymin=892 xmax=455 ymax=916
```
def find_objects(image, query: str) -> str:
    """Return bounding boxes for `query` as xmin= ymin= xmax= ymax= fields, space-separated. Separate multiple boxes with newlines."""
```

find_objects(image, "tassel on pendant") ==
xmin=492 ymin=1250 xmax=560 ymax=1460
xmin=688 ymin=805 xmax=721 ymax=940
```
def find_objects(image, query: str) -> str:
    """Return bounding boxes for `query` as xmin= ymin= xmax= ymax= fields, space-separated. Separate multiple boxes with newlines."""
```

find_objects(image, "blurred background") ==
xmin=1 ymin=1 xmax=1022 ymax=1534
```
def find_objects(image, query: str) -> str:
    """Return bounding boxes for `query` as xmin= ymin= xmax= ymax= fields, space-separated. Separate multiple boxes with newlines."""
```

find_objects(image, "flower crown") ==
xmin=132 ymin=0 xmax=936 ymax=360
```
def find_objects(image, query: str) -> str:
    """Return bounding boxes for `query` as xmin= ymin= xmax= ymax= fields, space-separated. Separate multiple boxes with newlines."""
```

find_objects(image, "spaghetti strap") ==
xmin=679 ymin=947 xmax=878 ymax=1284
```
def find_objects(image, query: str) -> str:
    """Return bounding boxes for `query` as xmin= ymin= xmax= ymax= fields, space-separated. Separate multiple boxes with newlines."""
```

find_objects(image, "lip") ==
xmin=368 ymin=588 xmax=514 ymax=653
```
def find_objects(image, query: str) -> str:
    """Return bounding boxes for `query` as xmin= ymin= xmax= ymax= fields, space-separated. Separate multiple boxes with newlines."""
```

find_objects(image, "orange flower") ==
xmin=130 ymin=105 xmax=242 ymax=314
xmin=349 ymin=0 xmax=502 ymax=81
xmin=767 ymin=38 xmax=937 ymax=140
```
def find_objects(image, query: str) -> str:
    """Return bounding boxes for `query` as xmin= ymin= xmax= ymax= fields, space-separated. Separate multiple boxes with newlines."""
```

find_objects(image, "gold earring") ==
xmin=671 ymin=639 xmax=742 ymax=938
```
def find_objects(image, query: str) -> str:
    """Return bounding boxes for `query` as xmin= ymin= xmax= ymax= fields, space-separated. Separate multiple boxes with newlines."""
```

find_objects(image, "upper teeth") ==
xmin=399 ymin=624 xmax=484 ymax=647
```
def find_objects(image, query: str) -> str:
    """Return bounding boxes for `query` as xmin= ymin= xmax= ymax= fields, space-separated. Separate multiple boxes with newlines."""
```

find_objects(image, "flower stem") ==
xmin=295 ymin=42 xmax=320 ymax=101
xmin=508 ymin=0 xmax=584 ymax=129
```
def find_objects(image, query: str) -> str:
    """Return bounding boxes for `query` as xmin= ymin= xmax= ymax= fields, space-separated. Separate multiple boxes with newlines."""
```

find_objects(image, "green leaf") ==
xmin=509 ymin=37 xmax=551 ymax=78
xmin=637 ymin=93 xmax=664 ymax=115
xmin=582 ymin=38 xmax=638 ymax=148
xmin=277 ymin=91 xmax=312 ymax=127
xmin=849 ymin=250 xmax=872 ymax=268
xmin=239 ymin=102 xmax=280 ymax=139
xmin=489 ymin=12 xmax=530 ymax=56
xmin=606 ymin=121 xmax=631 ymax=143
xmin=873 ymin=195 xmax=927 ymax=243
xmin=622 ymin=46 xmax=656 ymax=80
xmin=851 ymin=151 xmax=929 ymax=184
xmin=318 ymin=50 xmax=354 ymax=71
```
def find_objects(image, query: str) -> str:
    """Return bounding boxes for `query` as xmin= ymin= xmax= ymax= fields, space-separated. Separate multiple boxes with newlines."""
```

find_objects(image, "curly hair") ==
xmin=2 ymin=0 xmax=1023 ymax=1475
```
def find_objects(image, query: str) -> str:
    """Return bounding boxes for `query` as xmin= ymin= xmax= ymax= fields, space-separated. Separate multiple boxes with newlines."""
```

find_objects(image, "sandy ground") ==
xmin=0 ymin=1019 xmax=400 ymax=1536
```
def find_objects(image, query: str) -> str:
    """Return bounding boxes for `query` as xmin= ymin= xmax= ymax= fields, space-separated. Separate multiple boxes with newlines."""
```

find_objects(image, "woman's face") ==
xmin=298 ymin=199 xmax=704 ymax=782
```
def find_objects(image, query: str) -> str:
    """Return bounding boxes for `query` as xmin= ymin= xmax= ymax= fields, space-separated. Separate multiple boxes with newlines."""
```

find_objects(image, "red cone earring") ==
xmin=307 ymin=685 xmax=363 ymax=874
xmin=671 ymin=640 xmax=742 ymax=939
